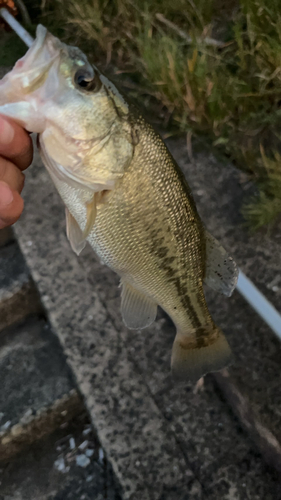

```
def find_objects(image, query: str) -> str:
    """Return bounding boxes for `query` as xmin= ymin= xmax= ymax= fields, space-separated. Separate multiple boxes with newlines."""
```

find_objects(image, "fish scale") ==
xmin=0 ymin=25 xmax=239 ymax=382
xmin=90 ymin=115 xmax=212 ymax=339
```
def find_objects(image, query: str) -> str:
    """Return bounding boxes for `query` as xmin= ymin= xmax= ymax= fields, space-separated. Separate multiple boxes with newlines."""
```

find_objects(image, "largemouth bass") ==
xmin=0 ymin=26 xmax=238 ymax=381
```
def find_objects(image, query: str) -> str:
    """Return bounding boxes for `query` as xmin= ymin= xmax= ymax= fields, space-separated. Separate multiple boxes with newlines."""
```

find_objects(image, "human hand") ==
xmin=0 ymin=116 xmax=33 ymax=229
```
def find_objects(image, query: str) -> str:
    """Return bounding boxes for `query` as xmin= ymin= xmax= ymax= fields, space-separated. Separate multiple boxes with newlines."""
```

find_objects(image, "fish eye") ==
xmin=74 ymin=68 xmax=101 ymax=93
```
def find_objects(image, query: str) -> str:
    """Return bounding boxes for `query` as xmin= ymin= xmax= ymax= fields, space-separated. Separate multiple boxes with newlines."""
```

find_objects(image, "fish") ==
xmin=0 ymin=25 xmax=238 ymax=382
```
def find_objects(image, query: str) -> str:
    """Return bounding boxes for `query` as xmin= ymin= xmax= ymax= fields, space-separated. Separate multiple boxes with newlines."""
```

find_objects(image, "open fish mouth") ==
xmin=0 ymin=25 xmax=62 ymax=99
xmin=0 ymin=25 xmax=64 ymax=133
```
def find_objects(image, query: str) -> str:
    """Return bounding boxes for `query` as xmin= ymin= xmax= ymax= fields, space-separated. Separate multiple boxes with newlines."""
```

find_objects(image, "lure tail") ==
xmin=171 ymin=325 xmax=231 ymax=382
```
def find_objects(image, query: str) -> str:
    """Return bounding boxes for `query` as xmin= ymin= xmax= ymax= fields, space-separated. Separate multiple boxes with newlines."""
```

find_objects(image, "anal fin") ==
xmin=204 ymin=231 xmax=238 ymax=297
xmin=121 ymin=280 xmax=157 ymax=329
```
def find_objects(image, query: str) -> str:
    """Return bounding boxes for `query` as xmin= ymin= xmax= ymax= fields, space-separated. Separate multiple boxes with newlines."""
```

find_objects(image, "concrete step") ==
xmin=0 ymin=248 xmax=121 ymax=498
xmin=12 ymin=147 xmax=281 ymax=499
xmin=0 ymin=316 xmax=83 ymax=460
xmin=0 ymin=412 xmax=121 ymax=500
xmin=0 ymin=241 xmax=42 ymax=330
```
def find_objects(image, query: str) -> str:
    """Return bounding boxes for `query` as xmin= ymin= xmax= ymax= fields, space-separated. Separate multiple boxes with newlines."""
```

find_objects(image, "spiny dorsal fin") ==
xmin=121 ymin=280 xmax=157 ymax=329
xmin=204 ymin=231 xmax=238 ymax=297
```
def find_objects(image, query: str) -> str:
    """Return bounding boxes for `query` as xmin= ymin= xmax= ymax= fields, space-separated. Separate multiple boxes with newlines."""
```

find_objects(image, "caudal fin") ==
xmin=171 ymin=329 xmax=232 ymax=382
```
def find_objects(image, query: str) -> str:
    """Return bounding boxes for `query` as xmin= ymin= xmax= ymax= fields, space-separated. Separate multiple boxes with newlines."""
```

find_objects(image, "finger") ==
xmin=0 ymin=157 xmax=25 ymax=193
xmin=0 ymin=182 xmax=24 ymax=228
xmin=0 ymin=115 xmax=33 ymax=171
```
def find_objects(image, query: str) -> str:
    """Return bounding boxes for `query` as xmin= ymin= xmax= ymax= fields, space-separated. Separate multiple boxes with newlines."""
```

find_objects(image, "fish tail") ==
xmin=171 ymin=325 xmax=232 ymax=382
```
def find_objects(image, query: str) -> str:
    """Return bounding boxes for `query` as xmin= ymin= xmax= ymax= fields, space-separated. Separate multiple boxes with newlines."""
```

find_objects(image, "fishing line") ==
xmin=0 ymin=7 xmax=33 ymax=47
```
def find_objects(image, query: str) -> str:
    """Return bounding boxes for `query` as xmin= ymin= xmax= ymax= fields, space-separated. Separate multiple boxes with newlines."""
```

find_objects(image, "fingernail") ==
xmin=0 ymin=182 xmax=14 ymax=206
xmin=0 ymin=116 xmax=14 ymax=144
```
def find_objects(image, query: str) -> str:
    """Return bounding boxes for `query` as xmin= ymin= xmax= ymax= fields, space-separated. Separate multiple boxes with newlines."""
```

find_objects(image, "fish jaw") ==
xmin=0 ymin=25 xmax=62 ymax=133
xmin=0 ymin=25 xmax=61 ymax=102
xmin=0 ymin=101 xmax=45 ymax=132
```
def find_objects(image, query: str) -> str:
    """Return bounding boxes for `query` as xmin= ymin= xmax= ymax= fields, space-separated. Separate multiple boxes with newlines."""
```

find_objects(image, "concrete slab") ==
xmin=166 ymin=139 xmax=281 ymax=443
xmin=0 ymin=317 xmax=82 ymax=459
xmin=12 ymin=141 xmax=281 ymax=500
xmin=82 ymin=246 xmax=281 ymax=498
xmin=14 ymin=153 xmax=203 ymax=500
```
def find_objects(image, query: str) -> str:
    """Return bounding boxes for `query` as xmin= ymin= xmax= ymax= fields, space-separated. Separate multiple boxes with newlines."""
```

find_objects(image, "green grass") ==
xmin=38 ymin=0 xmax=281 ymax=228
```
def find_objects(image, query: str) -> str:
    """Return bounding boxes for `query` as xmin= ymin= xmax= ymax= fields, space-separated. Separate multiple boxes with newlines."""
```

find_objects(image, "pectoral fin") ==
xmin=65 ymin=195 xmax=99 ymax=254
xmin=65 ymin=208 xmax=86 ymax=255
xmin=121 ymin=281 xmax=157 ymax=329
xmin=204 ymin=231 xmax=238 ymax=297
xmin=82 ymin=194 xmax=98 ymax=239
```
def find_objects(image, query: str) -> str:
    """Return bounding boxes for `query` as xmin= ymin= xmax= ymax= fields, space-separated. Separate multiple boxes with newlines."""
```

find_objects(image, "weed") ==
xmin=39 ymin=0 xmax=281 ymax=228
